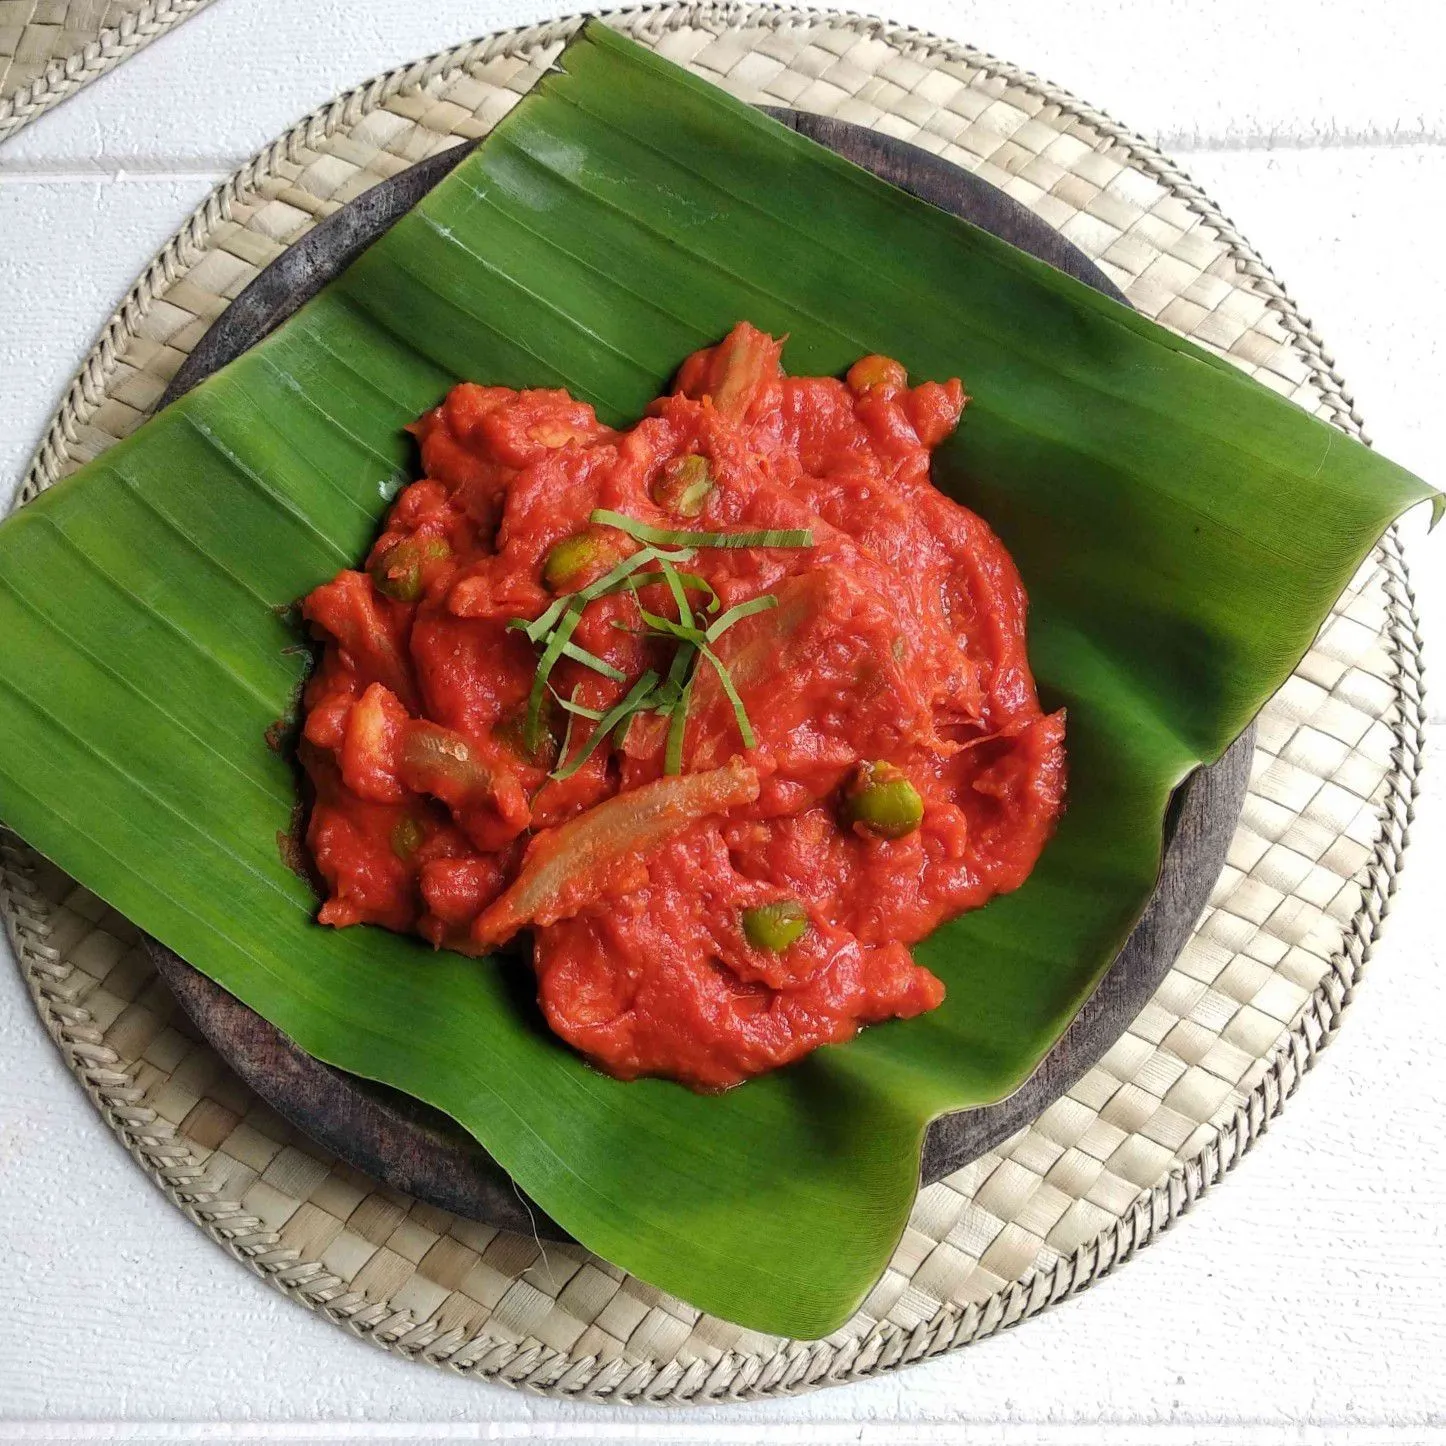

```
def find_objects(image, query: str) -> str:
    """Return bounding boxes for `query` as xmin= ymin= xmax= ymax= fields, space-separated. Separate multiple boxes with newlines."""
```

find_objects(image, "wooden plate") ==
xmin=149 ymin=111 xmax=1253 ymax=1240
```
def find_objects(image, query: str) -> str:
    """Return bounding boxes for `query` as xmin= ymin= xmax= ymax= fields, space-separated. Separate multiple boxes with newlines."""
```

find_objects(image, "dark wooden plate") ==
xmin=149 ymin=111 xmax=1253 ymax=1241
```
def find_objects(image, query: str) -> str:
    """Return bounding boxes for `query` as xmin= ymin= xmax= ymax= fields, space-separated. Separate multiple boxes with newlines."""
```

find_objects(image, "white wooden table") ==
xmin=2 ymin=2 xmax=1444 ymax=1440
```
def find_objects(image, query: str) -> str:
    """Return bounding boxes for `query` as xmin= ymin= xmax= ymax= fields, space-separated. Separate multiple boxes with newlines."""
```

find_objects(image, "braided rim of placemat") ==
xmin=0 ymin=0 xmax=220 ymax=145
xmin=1 ymin=2 xmax=1427 ymax=1403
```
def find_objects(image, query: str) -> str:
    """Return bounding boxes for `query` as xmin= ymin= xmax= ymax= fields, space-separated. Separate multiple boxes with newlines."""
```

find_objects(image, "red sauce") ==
xmin=299 ymin=323 xmax=1065 ymax=1090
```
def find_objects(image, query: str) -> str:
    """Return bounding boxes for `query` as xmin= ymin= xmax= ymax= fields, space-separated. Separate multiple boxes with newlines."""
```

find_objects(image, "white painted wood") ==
xmin=5 ymin=0 xmax=1446 ymax=170
xmin=2 ymin=2 xmax=1444 ymax=1438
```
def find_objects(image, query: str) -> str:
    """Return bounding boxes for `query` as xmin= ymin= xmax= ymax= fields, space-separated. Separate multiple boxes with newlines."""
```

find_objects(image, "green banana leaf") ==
xmin=0 ymin=22 xmax=1435 ymax=1337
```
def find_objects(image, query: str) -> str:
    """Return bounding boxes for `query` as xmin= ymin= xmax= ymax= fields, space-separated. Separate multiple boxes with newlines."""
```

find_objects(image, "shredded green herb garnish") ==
xmin=548 ymin=685 xmax=606 ymax=721
xmin=698 ymin=641 xmax=756 ymax=749
xmin=706 ymin=594 xmax=778 ymax=642
xmin=511 ymin=510 xmax=814 ymax=777
xmin=612 ymin=569 xmax=721 ymax=613
xmin=635 ymin=605 xmax=706 ymax=647
xmin=630 ymin=566 xmax=720 ymax=607
xmin=552 ymin=670 xmax=660 ymax=782
xmin=648 ymin=676 xmax=685 ymax=714
xmin=554 ymin=683 xmax=586 ymax=772
xmin=559 ymin=639 xmax=628 ymax=681
xmin=517 ymin=546 xmax=683 ymax=643
xmin=662 ymin=559 xmax=693 ymax=631
xmin=664 ymin=672 xmax=695 ymax=776
xmin=525 ymin=602 xmax=584 ymax=753
xmin=591 ymin=508 xmax=814 ymax=551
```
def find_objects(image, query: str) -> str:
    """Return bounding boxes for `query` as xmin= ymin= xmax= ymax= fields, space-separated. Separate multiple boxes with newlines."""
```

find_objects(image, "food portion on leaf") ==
xmin=299 ymin=322 xmax=1066 ymax=1090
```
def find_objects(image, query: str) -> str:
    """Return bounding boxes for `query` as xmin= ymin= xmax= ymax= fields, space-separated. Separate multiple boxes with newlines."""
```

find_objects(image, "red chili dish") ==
xmin=298 ymin=323 xmax=1066 ymax=1090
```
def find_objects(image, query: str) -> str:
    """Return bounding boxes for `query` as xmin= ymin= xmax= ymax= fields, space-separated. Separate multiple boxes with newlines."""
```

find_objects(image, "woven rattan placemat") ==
xmin=0 ymin=4 xmax=1426 ymax=1404
xmin=0 ymin=0 xmax=217 ymax=143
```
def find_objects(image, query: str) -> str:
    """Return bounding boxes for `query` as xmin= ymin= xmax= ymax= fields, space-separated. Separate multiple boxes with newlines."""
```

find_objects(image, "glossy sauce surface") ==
xmin=300 ymin=324 xmax=1065 ymax=1089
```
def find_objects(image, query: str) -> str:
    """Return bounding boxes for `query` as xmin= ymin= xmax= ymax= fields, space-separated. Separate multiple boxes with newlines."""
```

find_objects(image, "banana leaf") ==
xmin=0 ymin=22 xmax=1435 ymax=1337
